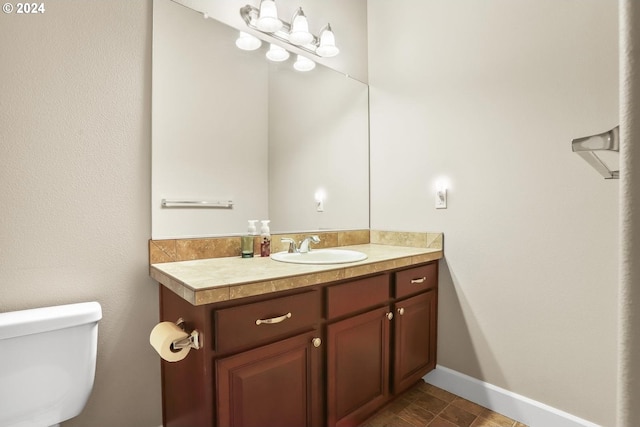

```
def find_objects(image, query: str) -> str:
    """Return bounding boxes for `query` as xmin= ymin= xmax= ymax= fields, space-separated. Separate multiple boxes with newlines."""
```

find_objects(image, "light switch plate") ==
xmin=435 ymin=189 xmax=447 ymax=209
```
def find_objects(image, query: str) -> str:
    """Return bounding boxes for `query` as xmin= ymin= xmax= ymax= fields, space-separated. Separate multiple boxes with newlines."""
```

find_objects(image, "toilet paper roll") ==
xmin=150 ymin=321 xmax=191 ymax=362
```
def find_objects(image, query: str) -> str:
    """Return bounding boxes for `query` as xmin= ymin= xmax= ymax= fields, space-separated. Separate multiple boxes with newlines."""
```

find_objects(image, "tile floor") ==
xmin=360 ymin=381 xmax=528 ymax=427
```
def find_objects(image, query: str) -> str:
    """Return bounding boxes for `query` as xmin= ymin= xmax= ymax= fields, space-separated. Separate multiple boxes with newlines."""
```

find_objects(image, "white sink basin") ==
xmin=271 ymin=249 xmax=368 ymax=265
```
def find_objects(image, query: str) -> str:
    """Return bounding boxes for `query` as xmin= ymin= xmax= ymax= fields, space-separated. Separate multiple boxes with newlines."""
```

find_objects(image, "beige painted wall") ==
xmin=0 ymin=1 xmax=161 ymax=427
xmin=1 ymin=0 xmax=629 ymax=426
xmin=368 ymin=1 xmax=619 ymax=425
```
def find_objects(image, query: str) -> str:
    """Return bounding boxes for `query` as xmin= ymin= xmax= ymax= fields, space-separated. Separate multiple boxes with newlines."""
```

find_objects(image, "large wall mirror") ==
xmin=152 ymin=0 xmax=370 ymax=238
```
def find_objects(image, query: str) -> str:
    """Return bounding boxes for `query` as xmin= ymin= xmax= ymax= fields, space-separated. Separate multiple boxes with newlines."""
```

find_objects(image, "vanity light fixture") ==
xmin=266 ymin=43 xmax=290 ymax=62
xmin=316 ymin=24 xmax=340 ymax=57
xmin=256 ymin=0 xmax=282 ymax=32
xmin=289 ymin=7 xmax=313 ymax=45
xmin=239 ymin=3 xmax=340 ymax=58
xmin=235 ymin=31 xmax=262 ymax=51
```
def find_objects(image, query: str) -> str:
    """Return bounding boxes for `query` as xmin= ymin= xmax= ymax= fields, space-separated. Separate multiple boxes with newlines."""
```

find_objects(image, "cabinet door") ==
xmin=327 ymin=306 xmax=392 ymax=427
xmin=393 ymin=290 xmax=437 ymax=394
xmin=216 ymin=330 xmax=323 ymax=427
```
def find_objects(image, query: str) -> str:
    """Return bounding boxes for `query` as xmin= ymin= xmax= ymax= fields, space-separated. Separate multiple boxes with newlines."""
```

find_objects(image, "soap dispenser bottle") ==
xmin=241 ymin=220 xmax=258 ymax=258
xmin=260 ymin=220 xmax=271 ymax=257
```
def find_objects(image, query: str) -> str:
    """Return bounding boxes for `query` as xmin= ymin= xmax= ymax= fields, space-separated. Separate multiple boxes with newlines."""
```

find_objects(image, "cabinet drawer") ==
xmin=327 ymin=274 xmax=389 ymax=320
xmin=214 ymin=290 xmax=321 ymax=353
xmin=395 ymin=263 xmax=437 ymax=298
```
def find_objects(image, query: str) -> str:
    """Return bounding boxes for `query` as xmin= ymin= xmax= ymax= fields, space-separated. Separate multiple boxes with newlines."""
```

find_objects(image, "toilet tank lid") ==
xmin=0 ymin=301 xmax=102 ymax=340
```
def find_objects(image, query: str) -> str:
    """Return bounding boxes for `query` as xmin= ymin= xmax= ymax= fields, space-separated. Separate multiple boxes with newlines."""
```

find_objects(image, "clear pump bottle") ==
xmin=241 ymin=220 xmax=258 ymax=258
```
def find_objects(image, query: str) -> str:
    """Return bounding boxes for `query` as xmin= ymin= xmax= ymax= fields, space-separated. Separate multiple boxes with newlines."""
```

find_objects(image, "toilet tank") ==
xmin=0 ymin=302 xmax=102 ymax=427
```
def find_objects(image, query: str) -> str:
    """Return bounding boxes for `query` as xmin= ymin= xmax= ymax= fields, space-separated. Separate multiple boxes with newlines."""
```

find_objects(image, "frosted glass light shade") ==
xmin=293 ymin=55 xmax=315 ymax=72
xmin=235 ymin=31 xmax=262 ymax=51
xmin=289 ymin=8 xmax=313 ymax=45
xmin=316 ymin=24 xmax=339 ymax=57
xmin=256 ymin=0 xmax=282 ymax=32
xmin=266 ymin=44 xmax=289 ymax=62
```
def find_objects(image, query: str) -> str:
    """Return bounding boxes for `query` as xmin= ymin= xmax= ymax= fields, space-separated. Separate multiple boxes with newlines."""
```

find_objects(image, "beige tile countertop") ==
xmin=150 ymin=244 xmax=443 ymax=306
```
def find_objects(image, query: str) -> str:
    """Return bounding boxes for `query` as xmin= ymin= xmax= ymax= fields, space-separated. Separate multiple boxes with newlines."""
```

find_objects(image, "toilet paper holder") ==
xmin=171 ymin=318 xmax=202 ymax=350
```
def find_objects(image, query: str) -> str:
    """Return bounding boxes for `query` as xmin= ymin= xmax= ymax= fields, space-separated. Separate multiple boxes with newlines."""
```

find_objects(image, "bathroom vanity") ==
xmin=150 ymin=241 xmax=442 ymax=427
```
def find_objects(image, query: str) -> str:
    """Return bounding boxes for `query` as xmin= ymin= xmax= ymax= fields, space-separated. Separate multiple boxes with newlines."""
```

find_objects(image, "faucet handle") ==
xmin=280 ymin=238 xmax=298 ymax=253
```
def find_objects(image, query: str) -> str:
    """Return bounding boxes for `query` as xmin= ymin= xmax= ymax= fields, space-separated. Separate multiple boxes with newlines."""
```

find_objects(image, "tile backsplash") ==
xmin=370 ymin=230 xmax=443 ymax=249
xmin=149 ymin=229 xmax=442 ymax=264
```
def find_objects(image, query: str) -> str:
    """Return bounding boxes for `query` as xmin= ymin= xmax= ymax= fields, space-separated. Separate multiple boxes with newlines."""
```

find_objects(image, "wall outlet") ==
xmin=435 ymin=189 xmax=447 ymax=209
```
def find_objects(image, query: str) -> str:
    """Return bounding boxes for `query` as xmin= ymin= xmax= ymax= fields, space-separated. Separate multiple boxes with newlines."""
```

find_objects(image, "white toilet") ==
xmin=0 ymin=301 xmax=102 ymax=427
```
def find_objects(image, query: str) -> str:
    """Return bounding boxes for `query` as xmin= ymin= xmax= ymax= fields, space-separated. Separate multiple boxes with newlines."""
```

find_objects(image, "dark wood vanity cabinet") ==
xmin=327 ymin=305 xmax=392 ymax=427
xmin=325 ymin=263 xmax=438 ymax=427
xmin=325 ymin=274 xmax=392 ymax=427
xmin=393 ymin=291 xmax=437 ymax=394
xmin=392 ymin=262 xmax=438 ymax=395
xmin=159 ymin=287 xmax=322 ymax=427
xmin=158 ymin=261 xmax=438 ymax=427
xmin=216 ymin=330 xmax=323 ymax=427
xmin=213 ymin=290 xmax=324 ymax=427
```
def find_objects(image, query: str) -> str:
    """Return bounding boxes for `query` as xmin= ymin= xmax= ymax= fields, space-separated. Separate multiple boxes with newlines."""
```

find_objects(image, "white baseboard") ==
xmin=423 ymin=365 xmax=601 ymax=427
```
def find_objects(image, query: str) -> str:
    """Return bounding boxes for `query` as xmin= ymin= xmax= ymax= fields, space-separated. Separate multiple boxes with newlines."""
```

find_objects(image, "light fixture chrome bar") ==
xmin=572 ymin=126 xmax=620 ymax=180
xmin=239 ymin=4 xmax=320 ymax=57
xmin=161 ymin=199 xmax=234 ymax=208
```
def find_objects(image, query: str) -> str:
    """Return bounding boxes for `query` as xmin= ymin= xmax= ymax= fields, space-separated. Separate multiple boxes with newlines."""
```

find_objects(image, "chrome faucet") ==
xmin=299 ymin=235 xmax=320 ymax=253
xmin=280 ymin=238 xmax=298 ymax=253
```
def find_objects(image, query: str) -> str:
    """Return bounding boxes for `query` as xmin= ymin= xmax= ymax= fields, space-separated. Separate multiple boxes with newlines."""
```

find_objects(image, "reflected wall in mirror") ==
xmin=152 ymin=0 xmax=369 ymax=238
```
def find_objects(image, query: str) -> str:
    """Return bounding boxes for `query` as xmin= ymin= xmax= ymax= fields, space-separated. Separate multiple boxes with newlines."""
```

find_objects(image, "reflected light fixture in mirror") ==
xmin=294 ymin=55 xmax=315 ymax=72
xmin=256 ymin=0 xmax=282 ymax=32
xmin=235 ymin=31 xmax=262 ymax=51
xmin=266 ymin=43 xmax=290 ymax=61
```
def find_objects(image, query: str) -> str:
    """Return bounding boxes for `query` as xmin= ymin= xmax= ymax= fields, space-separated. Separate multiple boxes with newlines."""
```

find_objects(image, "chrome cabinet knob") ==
xmin=397 ymin=308 xmax=405 ymax=316
xmin=312 ymin=337 xmax=322 ymax=348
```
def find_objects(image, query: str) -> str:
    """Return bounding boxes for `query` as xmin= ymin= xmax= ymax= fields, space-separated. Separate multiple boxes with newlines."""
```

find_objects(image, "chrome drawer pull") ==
xmin=410 ymin=276 xmax=427 ymax=284
xmin=255 ymin=312 xmax=292 ymax=325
